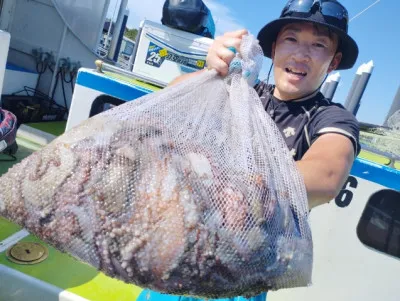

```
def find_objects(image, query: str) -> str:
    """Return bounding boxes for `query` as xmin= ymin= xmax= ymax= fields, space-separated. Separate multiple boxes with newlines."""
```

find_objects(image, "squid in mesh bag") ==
xmin=0 ymin=34 xmax=313 ymax=298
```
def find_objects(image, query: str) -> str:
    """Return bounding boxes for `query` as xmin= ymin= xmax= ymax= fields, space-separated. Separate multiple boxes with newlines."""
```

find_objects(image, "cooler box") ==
xmin=131 ymin=20 xmax=213 ymax=86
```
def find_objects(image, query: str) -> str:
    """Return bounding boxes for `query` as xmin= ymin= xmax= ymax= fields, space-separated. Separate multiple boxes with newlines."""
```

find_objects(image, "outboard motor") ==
xmin=161 ymin=0 xmax=216 ymax=38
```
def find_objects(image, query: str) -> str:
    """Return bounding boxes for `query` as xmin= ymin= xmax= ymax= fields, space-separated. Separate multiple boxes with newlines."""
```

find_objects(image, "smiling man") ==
xmin=253 ymin=0 xmax=360 ymax=209
xmin=164 ymin=0 xmax=360 ymax=301
xmin=170 ymin=0 xmax=360 ymax=211
xmin=270 ymin=22 xmax=342 ymax=100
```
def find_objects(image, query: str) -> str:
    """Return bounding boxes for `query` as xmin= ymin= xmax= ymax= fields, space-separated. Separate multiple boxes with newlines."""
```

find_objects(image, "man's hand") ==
xmin=296 ymin=133 xmax=355 ymax=209
xmin=168 ymin=29 xmax=248 ymax=86
xmin=206 ymin=29 xmax=248 ymax=76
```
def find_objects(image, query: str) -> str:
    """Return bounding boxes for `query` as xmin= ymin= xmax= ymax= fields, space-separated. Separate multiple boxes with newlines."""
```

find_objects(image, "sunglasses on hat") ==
xmin=281 ymin=0 xmax=349 ymax=33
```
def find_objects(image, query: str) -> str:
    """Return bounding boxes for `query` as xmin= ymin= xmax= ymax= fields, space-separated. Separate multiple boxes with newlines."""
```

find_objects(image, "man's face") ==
xmin=271 ymin=22 xmax=342 ymax=101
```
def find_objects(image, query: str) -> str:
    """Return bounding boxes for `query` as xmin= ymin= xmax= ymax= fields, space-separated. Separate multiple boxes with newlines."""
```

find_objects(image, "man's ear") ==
xmin=271 ymin=42 xmax=276 ymax=61
xmin=328 ymin=52 xmax=342 ymax=73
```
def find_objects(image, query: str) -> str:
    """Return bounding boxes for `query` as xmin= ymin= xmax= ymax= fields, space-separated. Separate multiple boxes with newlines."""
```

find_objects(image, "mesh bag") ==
xmin=0 ymin=35 xmax=312 ymax=298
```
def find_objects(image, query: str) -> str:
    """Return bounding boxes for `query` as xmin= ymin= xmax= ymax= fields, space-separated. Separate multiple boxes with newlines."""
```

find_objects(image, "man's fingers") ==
xmin=223 ymin=29 xmax=248 ymax=38
xmin=222 ymin=38 xmax=243 ymax=54
xmin=205 ymin=29 xmax=248 ymax=76
xmin=206 ymin=56 xmax=229 ymax=76
xmin=213 ymin=59 xmax=230 ymax=76
xmin=216 ymin=46 xmax=236 ymax=65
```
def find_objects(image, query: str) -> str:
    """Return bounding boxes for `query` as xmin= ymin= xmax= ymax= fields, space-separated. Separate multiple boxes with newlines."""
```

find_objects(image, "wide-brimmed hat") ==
xmin=257 ymin=0 xmax=359 ymax=70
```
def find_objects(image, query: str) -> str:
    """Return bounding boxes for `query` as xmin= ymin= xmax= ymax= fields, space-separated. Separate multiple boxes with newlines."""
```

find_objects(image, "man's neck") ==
xmin=273 ymin=89 xmax=320 ymax=102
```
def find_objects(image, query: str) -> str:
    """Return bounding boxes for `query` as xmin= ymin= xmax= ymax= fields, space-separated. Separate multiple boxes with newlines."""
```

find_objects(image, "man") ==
xmin=169 ymin=0 xmax=360 ymax=210
xmin=140 ymin=1 xmax=360 ymax=301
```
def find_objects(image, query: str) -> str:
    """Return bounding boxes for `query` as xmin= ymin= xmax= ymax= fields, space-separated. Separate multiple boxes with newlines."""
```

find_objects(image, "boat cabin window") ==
xmin=357 ymin=189 xmax=400 ymax=259
xmin=89 ymin=95 xmax=125 ymax=118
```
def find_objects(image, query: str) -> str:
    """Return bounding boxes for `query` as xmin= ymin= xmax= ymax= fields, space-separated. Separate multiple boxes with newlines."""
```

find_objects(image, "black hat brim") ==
xmin=257 ymin=17 xmax=359 ymax=70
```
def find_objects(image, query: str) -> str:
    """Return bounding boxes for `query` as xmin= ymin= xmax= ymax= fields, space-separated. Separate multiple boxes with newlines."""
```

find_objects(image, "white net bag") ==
xmin=0 ymin=34 xmax=312 ymax=298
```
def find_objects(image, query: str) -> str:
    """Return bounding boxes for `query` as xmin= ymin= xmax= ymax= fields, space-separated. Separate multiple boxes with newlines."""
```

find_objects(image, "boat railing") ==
xmin=94 ymin=60 xmax=167 ymax=88
xmin=360 ymin=143 xmax=400 ymax=169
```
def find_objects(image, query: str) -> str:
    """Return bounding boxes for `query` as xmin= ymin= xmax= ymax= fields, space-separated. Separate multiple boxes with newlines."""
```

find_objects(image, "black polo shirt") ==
xmin=254 ymin=82 xmax=360 ymax=161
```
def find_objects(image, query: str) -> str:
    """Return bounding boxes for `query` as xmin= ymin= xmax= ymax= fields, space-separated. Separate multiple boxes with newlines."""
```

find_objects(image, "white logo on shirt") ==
xmin=290 ymin=148 xmax=297 ymax=157
xmin=283 ymin=127 xmax=296 ymax=138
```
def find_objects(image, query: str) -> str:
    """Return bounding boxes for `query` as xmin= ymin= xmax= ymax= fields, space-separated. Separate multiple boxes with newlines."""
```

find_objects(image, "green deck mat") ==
xmin=25 ymin=121 xmax=66 ymax=136
xmin=0 ymin=234 xmax=143 ymax=300
xmin=0 ymin=217 xmax=22 ymax=241
xmin=0 ymin=144 xmax=36 ymax=176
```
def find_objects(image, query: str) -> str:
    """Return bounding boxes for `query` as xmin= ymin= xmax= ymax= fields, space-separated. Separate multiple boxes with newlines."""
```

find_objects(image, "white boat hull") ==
xmin=268 ymin=159 xmax=400 ymax=301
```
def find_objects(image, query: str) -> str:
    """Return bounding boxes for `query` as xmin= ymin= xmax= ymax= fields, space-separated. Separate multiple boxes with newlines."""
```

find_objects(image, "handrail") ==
xmin=360 ymin=143 xmax=400 ymax=168
xmin=94 ymin=60 xmax=167 ymax=88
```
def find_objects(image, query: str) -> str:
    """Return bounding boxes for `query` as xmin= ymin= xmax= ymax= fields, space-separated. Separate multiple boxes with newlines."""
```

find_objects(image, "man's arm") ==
xmin=296 ymin=133 xmax=355 ymax=209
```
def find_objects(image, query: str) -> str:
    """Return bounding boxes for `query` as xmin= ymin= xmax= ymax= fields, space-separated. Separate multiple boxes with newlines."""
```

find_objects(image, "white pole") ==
xmin=347 ymin=60 xmax=374 ymax=116
xmin=324 ymin=72 xmax=341 ymax=101
xmin=344 ymin=63 xmax=365 ymax=109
